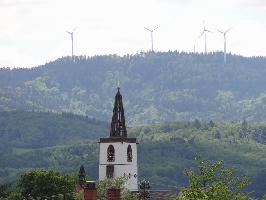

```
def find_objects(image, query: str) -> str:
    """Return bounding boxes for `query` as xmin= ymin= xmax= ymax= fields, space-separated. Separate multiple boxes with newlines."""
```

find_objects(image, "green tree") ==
xmin=209 ymin=120 xmax=215 ymax=128
xmin=2 ymin=191 xmax=24 ymax=200
xmin=174 ymin=159 xmax=252 ymax=200
xmin=0 ymin=183 xmax=11 ymax=198
xmin=241 ymin=119 xmax=248 ymax=132
xmin=193 ymin=119 xmax=201 ymax=129
xmin=16 ymin=169 xmax=78 ymax=200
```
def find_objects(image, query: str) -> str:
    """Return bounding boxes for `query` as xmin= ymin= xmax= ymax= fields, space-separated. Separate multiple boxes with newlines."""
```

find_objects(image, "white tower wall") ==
xmin=99 ymin=141 xmax=138 ymax=191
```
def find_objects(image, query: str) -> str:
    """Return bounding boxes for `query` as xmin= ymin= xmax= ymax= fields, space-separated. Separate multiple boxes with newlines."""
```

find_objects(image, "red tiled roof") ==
xmin=149 ymin=190 xmax=178 ymax=200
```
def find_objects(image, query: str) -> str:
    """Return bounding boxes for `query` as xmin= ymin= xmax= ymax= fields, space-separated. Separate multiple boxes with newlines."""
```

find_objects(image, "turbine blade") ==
xmin=144 ymin=27 xmax=152 ymax=32
xmin=225 ymin=27 xmax=232 ymax=33
xmin=217 ymin=29 xmax=224 ymax=34
xmin=199 ymin=30 xmax=205 ymax=38
xmin=153 ymin=26 xmax=159 ymax=31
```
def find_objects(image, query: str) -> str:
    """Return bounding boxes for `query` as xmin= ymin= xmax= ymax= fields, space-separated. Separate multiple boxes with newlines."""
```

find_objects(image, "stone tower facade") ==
xmin=99 ymin=88 xmax=138 ymax=191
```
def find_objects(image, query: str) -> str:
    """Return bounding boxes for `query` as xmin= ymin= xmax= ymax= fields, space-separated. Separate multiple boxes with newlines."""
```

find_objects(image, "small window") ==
xmin=106 ymin=165 xmax=114 ymax=178
xmin=127 ymin=145 xmax=132 ymax=162
xmin=107 ymin=145 xmax=115 ymax=162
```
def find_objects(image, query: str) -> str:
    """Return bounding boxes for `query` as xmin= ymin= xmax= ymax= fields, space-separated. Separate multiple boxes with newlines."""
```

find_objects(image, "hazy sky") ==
xmin=1 ymin=0 xmax=266 ymax=68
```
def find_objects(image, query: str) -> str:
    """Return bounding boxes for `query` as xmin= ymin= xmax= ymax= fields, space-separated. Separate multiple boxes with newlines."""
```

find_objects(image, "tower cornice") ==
xmin=99 ymin=137 xmax=137 ymax=143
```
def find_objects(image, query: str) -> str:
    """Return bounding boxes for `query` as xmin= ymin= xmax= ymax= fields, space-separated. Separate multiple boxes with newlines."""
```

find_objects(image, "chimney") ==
xmin=84 ymin=181 xmax=97 ymax=200
xmin=107 ymin=188 xmax=121 ymax=200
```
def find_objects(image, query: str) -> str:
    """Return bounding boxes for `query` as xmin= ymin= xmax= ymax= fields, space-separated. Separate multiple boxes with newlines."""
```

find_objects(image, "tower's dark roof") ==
xmin=109 ymin=87 xmax=127 ymax=138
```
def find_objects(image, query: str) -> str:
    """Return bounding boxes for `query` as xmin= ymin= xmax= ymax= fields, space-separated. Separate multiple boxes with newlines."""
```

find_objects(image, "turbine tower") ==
xmin=217 ymin=27 xmax=232 ymax=64
xmin=144 ymin=26 xmax=159 ymax=52
xmin=66 ymin=28 xmax=76 ymax=59
xmin=199 ymin=22 xmax=211 ymax=54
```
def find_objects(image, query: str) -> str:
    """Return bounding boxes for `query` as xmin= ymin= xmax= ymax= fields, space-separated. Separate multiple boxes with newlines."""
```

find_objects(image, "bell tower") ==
xmin=99 ymin=87 xmax=138 ymax=191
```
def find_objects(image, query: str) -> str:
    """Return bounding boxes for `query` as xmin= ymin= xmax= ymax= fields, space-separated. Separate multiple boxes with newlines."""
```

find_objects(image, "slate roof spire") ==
xmin=109 ymin=87 xmax=127 ymax=138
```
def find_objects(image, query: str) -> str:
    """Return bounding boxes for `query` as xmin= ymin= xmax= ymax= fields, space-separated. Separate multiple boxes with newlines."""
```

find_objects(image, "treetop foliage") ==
xmin=175 ymin=159 xmax=252 ymax=200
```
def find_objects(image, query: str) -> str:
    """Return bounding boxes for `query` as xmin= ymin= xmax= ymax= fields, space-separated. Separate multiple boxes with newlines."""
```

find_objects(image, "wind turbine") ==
xmin=217 ymin=27 xmax=232 ymax=64
xmin=144 ymin=26 xmax=159 ymax=52
xmin=199 ymin=22 xmax=211 ymax=54
xmin=66 ymin=28 xmax=76 ymax=59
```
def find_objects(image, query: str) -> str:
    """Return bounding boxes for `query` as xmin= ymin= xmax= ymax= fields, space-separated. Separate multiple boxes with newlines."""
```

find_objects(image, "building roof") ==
xmin=149 ymin=190 xmax=179 ymax=200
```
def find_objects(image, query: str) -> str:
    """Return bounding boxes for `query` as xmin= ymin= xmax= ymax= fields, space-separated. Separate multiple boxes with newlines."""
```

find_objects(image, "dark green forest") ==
xmin=0 ymin=111 xmax=108 ymax=180
xmin=1 ymin=52 xmax=266 ymax=124
xmin=0 ymin=111 xmax=266 ymax=198
xmin=1 ymin=52 xmax=266 ymax=198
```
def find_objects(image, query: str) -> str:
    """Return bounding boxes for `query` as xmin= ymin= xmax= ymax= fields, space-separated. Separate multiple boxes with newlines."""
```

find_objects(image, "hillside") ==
xmin=1 ymin=52 xmax=266 ymax=124
xmin=0 ymin=111 xmax=108 ymax=151
xmin=0 ymin=111 xmax=266 ymax=197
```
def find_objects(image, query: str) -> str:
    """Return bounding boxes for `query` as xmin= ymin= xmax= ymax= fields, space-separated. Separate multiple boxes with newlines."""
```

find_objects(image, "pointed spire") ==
xmin=110 ymin=87 xmax=127 ymax=138
xmin=78 ymin=165 xmax=86 ymax=183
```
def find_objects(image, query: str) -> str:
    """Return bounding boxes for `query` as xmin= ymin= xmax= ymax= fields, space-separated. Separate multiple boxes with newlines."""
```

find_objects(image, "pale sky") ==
xmin=1 ymin=0 xmax=266 ymax=68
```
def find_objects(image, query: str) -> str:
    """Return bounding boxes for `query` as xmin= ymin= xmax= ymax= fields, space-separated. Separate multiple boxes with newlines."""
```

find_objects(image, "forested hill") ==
xmin=1 ymin=112 xmax=266 ymax=197
xmin=0 ymin=111 xmax=108 ymax=153
xmin=1 ymin=52 xmax=266 ymax=124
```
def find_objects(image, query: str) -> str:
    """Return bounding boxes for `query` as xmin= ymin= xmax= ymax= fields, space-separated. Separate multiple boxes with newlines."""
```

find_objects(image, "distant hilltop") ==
xmin=1 ymin=51 xmax=266 ymax=124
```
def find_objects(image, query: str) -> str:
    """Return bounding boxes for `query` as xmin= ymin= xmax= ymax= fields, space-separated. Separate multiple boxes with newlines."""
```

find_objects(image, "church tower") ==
xmin=99 ymin=87 xmax=138 ymax=191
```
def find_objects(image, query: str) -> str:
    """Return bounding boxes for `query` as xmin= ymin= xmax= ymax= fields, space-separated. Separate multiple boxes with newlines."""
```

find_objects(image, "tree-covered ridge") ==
xmin=135 ymin=120 xmax=266 ymax=194
xmin=2 ymin=52 xmax=266 ymax=123
xmin=0 ymin=110 xmax=108 ymax=152
xmin=0 ymin=110 xmax=107 ymax=182
xmin=0 ymin=112 xmax=266 ymax=197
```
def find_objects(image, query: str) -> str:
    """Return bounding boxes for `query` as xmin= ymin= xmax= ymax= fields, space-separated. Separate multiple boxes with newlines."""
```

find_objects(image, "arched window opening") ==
xmin=127 ymin=145 xmax=132 ymax=162
xmin=106 ymin=165 xmax=114 ymax=178
xmin=107 ymin=145 xmax=115 ymax=162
